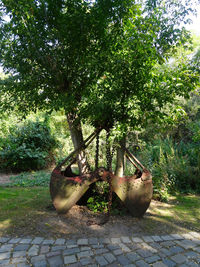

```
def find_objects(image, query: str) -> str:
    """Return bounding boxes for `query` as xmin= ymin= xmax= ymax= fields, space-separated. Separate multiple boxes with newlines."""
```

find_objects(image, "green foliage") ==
xmin=86 ymin=181 xmax=128 ymax=215
xmin=78 ymin=4 xmax=199 ymax=134
xmin=0 ymin=0 xmax=199 ymax=134
xmin=87 ymin=196 xmax=108 ymax=213
xmin=136 ymin=135 xmax=200 ymax=201
xmin=0 ymin=119 xmax=56 ymax=171
xmin=0 ymin=0 xmax=199 ymax=188
xmin=7 ymin=171 xmax=50 ymax=187
xmin=86 ymin=182 xmax=109 ymax=213
xmin=129 ymin=88 xmax=200 ymax=200
xmin=47 ymin=110 xmax=72 ymax=162
xmin=0 ymin=0 xmax=133 ymax=114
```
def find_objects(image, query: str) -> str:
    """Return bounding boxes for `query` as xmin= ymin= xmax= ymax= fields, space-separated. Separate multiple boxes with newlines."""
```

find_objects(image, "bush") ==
xmin=86 ymin=181 xmax=128 ymax=215
xmin=0 ymin=120 xmax=57 ymax=171
xmin=86 ymin=181 xmax=110 ymax=212
xmin=136 ymin=137 xmax=200 ymax=201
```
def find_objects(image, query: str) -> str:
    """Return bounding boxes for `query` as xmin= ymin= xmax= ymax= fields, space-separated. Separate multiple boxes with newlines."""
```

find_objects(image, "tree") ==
xmin=0 ymin=0 xmax=133 ymax=173
xmin=0 ymin=0 xmax=199 ymax=174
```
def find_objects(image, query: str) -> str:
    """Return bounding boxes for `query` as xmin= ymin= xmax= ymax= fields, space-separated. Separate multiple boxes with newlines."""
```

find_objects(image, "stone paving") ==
xmin=0 ymin=232 xmax=200 ymax=267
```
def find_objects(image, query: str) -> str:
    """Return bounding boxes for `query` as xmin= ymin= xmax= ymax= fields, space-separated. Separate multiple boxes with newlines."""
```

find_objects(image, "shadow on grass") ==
xmin=0 ymin=186 xmax=200 ymax=238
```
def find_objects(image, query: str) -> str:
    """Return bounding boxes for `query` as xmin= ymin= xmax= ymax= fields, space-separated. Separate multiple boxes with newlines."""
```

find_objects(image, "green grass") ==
xmin=172 ymin=194 xmax=200 ymax=227
xmin=149 ymin=194 xmax=200 ymax=232
xmin=0 ymin=187 xmax=50 ymax=212
xmin=0 ymin=187 xmax=51 ymax=236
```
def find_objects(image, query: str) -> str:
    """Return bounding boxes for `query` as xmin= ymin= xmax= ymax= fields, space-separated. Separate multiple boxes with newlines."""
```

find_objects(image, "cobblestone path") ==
xmin=0 ymin=232 xmax=200 ymax=267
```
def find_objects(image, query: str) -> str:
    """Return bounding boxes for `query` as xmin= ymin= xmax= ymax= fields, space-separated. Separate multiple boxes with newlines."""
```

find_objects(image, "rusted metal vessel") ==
xmin=50 ymin=167 xmax=102 ymax=214
xmin=50 ymin=130 xmax=153 ymax=217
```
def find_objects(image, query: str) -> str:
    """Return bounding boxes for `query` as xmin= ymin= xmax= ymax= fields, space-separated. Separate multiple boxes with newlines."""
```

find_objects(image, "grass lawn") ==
xmin=0 ymin=187 xmax=51 ymax=236
xmin=148 ymin=194 xmax=200 ymax=232
xmin=0 ymin=184 xmax=200 ymax=238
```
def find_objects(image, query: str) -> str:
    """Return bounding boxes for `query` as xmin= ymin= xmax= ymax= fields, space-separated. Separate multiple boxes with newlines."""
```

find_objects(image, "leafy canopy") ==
xmin=1 ymin=0 xmax=132 ymax=111
xmin=0 ymin=0 xmax=199 ymax=132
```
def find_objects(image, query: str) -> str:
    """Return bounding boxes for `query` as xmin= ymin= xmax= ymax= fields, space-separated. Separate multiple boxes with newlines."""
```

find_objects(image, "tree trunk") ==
xmin=115 ymin=136 xmax=126 ymax=177
xmin=66 ymin=113 xmax=90 ymax=175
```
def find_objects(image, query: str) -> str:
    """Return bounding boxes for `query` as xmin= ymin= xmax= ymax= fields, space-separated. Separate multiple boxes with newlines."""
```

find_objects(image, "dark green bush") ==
xmin=0 ymin=120 xmax=57 ymax=171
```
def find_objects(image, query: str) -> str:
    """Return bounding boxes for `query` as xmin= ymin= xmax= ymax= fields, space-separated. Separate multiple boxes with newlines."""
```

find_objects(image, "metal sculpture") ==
xmin=50 ymin=129 xmax=153 ymax=218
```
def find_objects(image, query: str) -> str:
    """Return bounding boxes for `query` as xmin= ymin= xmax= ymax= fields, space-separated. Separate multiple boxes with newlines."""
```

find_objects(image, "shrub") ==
xmin=0 ymin=120 xmax=57 ymax=171
xmin=136 ymin=137 xmax=200 ymax=201
xmin=86 ymin=181 xmax=127 ymax=215
xmin=86 ymin=181 xmax=109 ymax=212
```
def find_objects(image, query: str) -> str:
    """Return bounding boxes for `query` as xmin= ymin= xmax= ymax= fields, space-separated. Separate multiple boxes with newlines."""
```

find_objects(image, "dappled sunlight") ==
xmin=144 ymin=213 xmax=191 ymax=233
xmin=35 ymin=201 xmax=200 ymax=239
xmin=0 ymin=219 xmax=11 ymax=231
xmin=0 ymin=186 xmax=200 ymax=238
xmin=148 ymin=198 xmax=200 ymax=231
xmin=150 ymin=200 xmax=175 ymax=209
xmin=150 ymin=206 xmax=175 ymax=217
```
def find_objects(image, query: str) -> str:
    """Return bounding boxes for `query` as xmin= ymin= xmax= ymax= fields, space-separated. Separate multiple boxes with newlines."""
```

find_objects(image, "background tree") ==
xmin=0 ymin=0 xmax=199 ymax=174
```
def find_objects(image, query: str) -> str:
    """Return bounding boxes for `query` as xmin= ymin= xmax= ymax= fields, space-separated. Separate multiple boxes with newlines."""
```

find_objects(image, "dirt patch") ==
xmin=37 ymin=201 xmax=198 ymax=239
xmin=2 ymin=200 xmax=199 ymax=239
xmin=37 ymin=205 xmax=144 ymax=239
